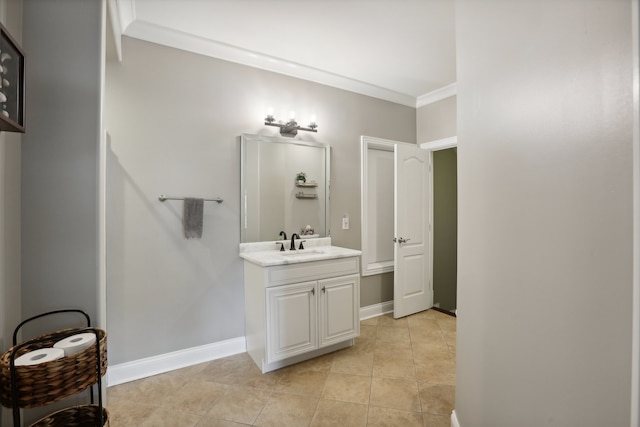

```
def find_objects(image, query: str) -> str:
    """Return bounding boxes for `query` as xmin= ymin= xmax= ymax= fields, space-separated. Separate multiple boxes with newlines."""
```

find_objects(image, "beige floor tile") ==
xmin=370 ymin=377 xmax=421 ymax=412
xmin=275 ymin=369 xmax=329 ymax=396
xmin=360 ymin=317 xmax=379 ymax=326
xmin=413 ymin=309 xmax=439 ymax=320
xmin=376 ymin=314 xmax=408 ymax=328
xmin=196 ymin=417 xmax=250 ymax=427
xmin=164 ymin=361 xmax=209 ymax=380
xmin=254 ymin=392 xmax=319 ymax=427
xmin=360 ymin=324 xmax=378 ymax=338
xmin=419 ymin=383 xmax=455 ymax=416
xmin=423 ymin=413 xmax=451 ymax=427
xmin=414 ymin=358 xmax=456 ymax=385
xmin=375 ymin=340 xmax=414 ymax=360
xmin=200 ymin=354 xmax=254 ymax=385
xmin=311 ymin=399 xmax=368 ymax=426
xmin=442 ymin=330 xmax=457 ymax=346
xmin=448 ymin=345 xmax=456 ymax=359
xmin=431 ymin=310 xmax=453 ymax=320
xmin=409 ymin=325 xmax=445 ymax=343
xmin=322 ymin=373 xmax=372 ymax=404
xmin=412 ymin=341 xmax=452 ymax=361
xmin=287 ymin=352 xmax=336 ymax=373
xmin=353 ymin=336 xmax=377 ymax=354
xmin=108 ymin=311 xmax=457 ymax=426
xmin=107 ymin=401 xmax=157 ymax=427
xmin=205 ymin=385 xmax=271 ymax=424
xmin=376 ymin=325 xmax=411 ymax=344
xmin=235 ymin=364 xmax=282 ymax=390
xmin=407 ymin=317 xmax=441 ymax=330
xmin=138 ymin=406 xmax=202 ymax=427
xmin=164 ymin=379 xmax=228 ymax=414
xmin=436 ymin=317 xmax=457 ymax=333
xmin=373 ymin=356 xmax=416 ymax=380
xmin=112 ymin=373 xmax=188 ymax=405
xmin=331 ymin=350 xmax=374 ymax=376
xmin=366 ymin=406 xmax=424 ymax=427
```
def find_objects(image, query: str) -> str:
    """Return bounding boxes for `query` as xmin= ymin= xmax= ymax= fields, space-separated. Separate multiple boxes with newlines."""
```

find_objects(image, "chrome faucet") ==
xmin=290 ymin=233 xmax=300 ymax=250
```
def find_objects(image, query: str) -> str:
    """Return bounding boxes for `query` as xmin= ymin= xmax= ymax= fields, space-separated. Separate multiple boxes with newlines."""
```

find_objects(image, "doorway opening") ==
xmin=432 ymin=147 xmax=457 ymax=315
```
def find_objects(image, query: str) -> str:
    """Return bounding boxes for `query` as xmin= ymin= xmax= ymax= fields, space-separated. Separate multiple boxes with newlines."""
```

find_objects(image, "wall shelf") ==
xmin=296 ymin=192 xmax=318 ymax=199
xmin=296 ymin=182 xmax=318 ymax=188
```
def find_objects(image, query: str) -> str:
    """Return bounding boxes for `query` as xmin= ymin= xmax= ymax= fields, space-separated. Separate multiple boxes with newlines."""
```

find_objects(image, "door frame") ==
xmin=360 ymin=136 xmax=415 ymax=277
xmin=360 ymin=135 xmax=436 ymax=316
xmin=361 ymin=137 xmax=394 ymax=276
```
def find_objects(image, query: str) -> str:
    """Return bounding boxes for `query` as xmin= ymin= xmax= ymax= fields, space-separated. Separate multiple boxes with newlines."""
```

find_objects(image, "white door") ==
xmin=393 ymin=143 xmax=432 ymax=318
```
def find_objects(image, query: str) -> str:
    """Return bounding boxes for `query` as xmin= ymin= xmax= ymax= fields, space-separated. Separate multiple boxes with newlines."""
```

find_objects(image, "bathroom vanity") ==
xmin=240 ymin=238 xmax=361 ymax=373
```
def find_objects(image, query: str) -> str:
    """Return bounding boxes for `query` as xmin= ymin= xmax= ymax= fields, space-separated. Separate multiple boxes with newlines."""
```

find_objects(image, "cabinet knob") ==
xmin=311 ymin=288 xmax=315 ymax=295
xmin=322 ymin=286 xmax=326 ymax=293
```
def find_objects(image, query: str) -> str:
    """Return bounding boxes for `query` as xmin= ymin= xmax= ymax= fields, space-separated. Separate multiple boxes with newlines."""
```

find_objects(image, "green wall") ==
xmin=433 ymin=148 xmax=457 ymax=312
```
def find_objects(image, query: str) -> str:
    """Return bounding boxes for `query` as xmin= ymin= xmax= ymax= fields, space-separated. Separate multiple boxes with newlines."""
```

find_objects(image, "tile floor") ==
xmin=107 ymin=309 xmax=456 ymax=426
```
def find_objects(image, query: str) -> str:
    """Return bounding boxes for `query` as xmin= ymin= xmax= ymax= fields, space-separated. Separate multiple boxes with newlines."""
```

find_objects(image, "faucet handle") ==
xmin=298 ymin=240 xmax=306 ymax=250
xmin=275 ymin=242 xmax=285 ymax=251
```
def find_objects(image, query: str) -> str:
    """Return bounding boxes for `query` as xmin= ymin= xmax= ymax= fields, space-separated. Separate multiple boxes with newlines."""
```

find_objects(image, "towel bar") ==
xmin=158 ymin=195 xmax=223 ymax=203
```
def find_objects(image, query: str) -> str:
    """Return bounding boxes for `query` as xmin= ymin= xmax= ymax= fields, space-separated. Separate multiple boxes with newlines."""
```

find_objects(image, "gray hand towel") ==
xmin=183 ymin=198 xmax=204 ymax=239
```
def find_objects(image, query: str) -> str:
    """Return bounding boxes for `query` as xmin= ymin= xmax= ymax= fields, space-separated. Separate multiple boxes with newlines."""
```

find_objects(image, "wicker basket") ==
xmin=29 ymin=404 xmax=109 ymax=427
xmin=0 ymin=328 xmax=107 ymax=408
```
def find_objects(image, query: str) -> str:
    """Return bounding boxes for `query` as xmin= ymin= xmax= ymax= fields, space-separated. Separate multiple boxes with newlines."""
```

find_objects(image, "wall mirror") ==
xmin=240 ymin=133 xmax=330 ymax=243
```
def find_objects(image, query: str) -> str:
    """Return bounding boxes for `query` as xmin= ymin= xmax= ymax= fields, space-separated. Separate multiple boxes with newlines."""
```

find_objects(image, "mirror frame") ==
xmin=240 ymin=133 xmax=331 ymax=243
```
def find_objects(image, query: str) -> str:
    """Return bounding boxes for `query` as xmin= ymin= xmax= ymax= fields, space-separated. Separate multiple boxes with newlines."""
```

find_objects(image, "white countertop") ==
xmin=239 ymin=238 xmax=362 ymax=267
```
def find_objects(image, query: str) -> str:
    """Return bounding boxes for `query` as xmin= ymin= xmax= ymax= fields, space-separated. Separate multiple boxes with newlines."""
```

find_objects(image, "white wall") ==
xmin=0 ymin=0 xmax=20 ymax=352
xmin=417 ymin=96 xmax=456 ymax=143
xmin=455 ymin=1 xmax=633 ymax=426
xmin=104 ymin=36 xmax=416 ymax=365
xmin=0 ymin=1 xmax=21 ymax=424
xmin=21 ymin=0 xmax=103 ymax=333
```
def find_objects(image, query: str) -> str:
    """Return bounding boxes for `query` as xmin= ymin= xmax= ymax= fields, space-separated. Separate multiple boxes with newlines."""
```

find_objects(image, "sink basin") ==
xmin=280 ymin=249 xmax=326 ymax=257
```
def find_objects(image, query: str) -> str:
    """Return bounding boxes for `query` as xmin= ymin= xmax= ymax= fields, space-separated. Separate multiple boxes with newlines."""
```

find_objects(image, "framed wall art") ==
xmin=0 ymin=23 xmax=24 ymax=133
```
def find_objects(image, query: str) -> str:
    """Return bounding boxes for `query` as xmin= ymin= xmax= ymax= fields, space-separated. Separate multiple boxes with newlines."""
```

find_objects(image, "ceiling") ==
xmin=111 ymin=0 xmax=457 ymax=107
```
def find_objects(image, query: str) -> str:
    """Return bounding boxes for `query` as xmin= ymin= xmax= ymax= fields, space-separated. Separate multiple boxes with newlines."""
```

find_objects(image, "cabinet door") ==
xmin=266 ymin=281 xmax=318 ymax=362
xmin=318 ymin=274 xmax=360 ymax=347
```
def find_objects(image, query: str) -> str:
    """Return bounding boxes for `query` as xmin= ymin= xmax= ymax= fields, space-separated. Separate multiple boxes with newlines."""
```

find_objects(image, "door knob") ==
xmin=397 ymin=237 xmax=411 ymax=244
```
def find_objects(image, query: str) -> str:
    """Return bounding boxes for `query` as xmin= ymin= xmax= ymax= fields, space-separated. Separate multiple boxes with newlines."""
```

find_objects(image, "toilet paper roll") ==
xmin=14 ymin=348 xmax=65 ymax=366
xmin=53 ymin=333 xmax=97 ymax=356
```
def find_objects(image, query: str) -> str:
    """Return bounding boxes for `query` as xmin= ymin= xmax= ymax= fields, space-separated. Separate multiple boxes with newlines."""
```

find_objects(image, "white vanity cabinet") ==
xmin=243 ymin=255 xmax=360 ymax=373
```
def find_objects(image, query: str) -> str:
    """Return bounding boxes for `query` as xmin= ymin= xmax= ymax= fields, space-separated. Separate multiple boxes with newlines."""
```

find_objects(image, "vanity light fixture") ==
xmin=264 ymin=110 xmax=318 ymax=137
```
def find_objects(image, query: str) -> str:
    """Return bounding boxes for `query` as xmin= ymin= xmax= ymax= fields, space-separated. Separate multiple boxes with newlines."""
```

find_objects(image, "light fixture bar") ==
xmin=265 ymin=114 xmax=318 ymax=137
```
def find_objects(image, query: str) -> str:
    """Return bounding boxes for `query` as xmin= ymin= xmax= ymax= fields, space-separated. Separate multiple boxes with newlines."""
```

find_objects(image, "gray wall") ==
xmin=417 ymin=96 xmax=456 ymax=143
xmin=0 ymin=2 xmax=21 ymax=425
xmin=105 ymin=37 xmax=415 ymax=364
xmin=432 ymin=148 xmax=456 ymax=312
xmin=455 ymin=1 xmax=633 ymax=426
xmin=21 ymin=0 xmax=103 ymax=332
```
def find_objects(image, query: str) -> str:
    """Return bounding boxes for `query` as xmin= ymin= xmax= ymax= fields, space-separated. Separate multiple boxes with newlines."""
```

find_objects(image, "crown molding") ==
xmin=416 ymin=83 xmax=457 ymax=108
xmin=122 ymin=19 xmax=417 ymax=107
xmin=115 ymin=0 xmax=136 ymax=32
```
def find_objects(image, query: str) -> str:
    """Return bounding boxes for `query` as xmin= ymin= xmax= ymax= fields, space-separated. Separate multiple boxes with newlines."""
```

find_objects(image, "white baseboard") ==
xmin=107 ymin=336 xmax=246 ymax=387
xmin=108 ymin=302 xmax=395 ymax=387
xmin=359 ymin=300 xmax=394 ymax=320
xmin=451 ymin=409 xmax=461 ymax=427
